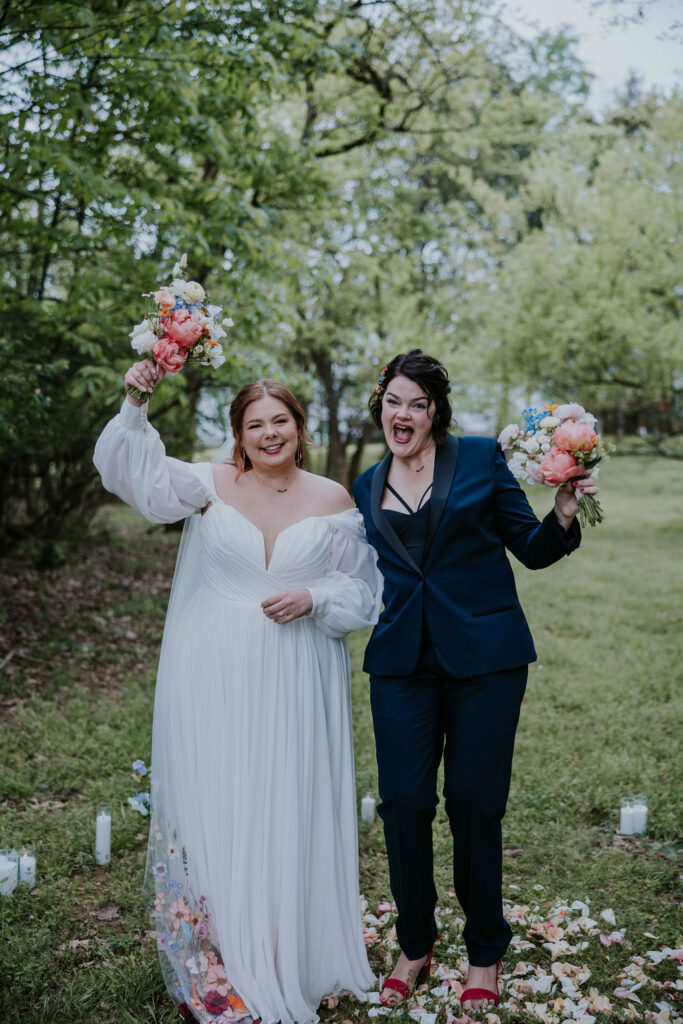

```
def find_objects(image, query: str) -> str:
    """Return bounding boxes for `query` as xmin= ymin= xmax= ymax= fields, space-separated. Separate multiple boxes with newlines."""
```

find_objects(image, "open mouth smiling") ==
xmin=393 ymin=425 xmax=414 ymax=444
xmin=261 ymin=443 xmax=285 ymax=454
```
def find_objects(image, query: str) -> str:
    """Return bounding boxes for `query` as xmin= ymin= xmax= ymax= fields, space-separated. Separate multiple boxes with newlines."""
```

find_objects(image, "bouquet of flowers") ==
xmin=126 ymin=253 xmax=233 ymax=403
xmin=498 ymin=403 xmax=605 ymax=526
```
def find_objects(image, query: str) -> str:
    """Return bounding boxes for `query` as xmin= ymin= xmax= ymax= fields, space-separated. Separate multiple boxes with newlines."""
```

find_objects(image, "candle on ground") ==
xmin=0 ymin=849 xmax=19 ymax=896
xmin=361 ymin=793 xmax=376 ymax=824
xmin=631 ymin=795 xmax=647 ymax=834
xmin=620 ymin=797 xmax=636 ymax=834
xmin=19 ymin=847 xmax=36 ymax=887
xmin=95 ymin=805 xmax=112 ymax=865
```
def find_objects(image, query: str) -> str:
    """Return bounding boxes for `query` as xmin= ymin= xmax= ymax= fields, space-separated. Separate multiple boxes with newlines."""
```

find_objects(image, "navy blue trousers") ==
xmin=370 ymin=664 xmax=528 ymax=965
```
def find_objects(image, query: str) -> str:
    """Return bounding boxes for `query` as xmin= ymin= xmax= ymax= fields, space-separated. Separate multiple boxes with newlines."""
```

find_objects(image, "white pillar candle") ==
xmin=95 ymin=806 xmax=112 ymax=865
xmin=361 ymin=793 xmax=376 ymax=824
xmin=620 ymin=798 xmax=636 ymax=834
xmin=631 ymin=796 xmax=647 ymax=834
xmin=19 ymin=849 xmax=36 ymax=887
xmin=0 ymin=849 xmax=18 ymax=896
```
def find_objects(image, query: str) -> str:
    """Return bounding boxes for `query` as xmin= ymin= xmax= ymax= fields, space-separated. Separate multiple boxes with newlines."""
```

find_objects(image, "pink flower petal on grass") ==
xmin=614 ymin=987 xmax=642 ymax=1003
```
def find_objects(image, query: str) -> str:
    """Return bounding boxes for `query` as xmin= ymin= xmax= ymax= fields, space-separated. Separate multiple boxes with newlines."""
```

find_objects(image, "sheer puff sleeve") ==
xmin=307 ymin=509 xmax=383 ymax=639
xmin=93 ymin=399 xmax=217 ymax=523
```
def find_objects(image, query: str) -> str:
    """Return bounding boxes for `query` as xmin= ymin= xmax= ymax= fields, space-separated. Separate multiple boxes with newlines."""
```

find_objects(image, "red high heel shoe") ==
xmin=460 ymin=959 xmax=503 ymax=1009
xmin=379 ymin=947 xmax=436 ymax=1007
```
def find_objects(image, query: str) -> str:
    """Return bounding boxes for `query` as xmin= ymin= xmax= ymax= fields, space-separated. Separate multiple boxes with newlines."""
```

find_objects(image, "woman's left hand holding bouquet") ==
xmin=554 ymin=473 xmax=599 ymax=530
xmin=125 ymin=359 xmax=166 ymax=407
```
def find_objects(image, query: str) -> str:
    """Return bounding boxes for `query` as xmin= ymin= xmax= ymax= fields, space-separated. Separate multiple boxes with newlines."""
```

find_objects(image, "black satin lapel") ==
xmin=370 ymin=451 xmax=422 ymax=575
xmin=424 ymin=434 xmax=459 ymax=562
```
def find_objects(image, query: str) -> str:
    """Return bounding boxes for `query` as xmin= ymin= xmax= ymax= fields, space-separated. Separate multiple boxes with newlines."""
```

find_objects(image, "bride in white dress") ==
xmin=94 ymin=361 xmax=382 ymax=1024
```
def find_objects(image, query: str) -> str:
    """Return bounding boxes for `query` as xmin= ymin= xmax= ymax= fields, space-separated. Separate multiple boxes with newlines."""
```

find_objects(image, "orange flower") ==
xmin=544 ymin=403 xmax=559 ymax=411
xmin=227 ymin=995 xmax=248 ymax=1013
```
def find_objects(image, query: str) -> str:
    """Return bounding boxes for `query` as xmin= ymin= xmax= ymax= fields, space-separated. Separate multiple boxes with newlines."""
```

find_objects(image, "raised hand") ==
xmin=124 ymin=359 xmax=166 ymax=406
xmin=554 ymin=474 xmax=599 ymax=528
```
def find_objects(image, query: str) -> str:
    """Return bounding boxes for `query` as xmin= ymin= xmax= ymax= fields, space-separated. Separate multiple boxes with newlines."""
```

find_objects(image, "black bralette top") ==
xmin=382 ymin=481 xmax=432 ymax=568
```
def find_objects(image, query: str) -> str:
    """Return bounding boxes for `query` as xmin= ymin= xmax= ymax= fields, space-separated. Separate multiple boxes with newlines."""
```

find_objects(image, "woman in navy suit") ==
xmin=352 ymin=350 xmax=597 ymax=1012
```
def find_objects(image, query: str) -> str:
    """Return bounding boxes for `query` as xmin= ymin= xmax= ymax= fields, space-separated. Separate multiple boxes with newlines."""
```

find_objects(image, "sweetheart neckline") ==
xmin=203 ymin=503 xmax=354 ymax=571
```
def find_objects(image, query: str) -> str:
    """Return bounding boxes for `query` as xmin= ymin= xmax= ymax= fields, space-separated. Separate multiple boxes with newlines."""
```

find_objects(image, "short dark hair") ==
xmin=369 ymin=349 xmax=452 ymax=445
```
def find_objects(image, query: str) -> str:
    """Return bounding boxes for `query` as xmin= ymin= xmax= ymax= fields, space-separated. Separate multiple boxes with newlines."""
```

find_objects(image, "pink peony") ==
xmin=153 ymin=336 xmax=187 ymax=374
xmin=153 ymin=287 xmax=174 ymax=308
xmin=165 ymin=308 xmax=204 ymax=348
xmin=539 ymin=449 xmax=583 ymax=486
xmin=553 ymin=420 xmax=597 ymax=453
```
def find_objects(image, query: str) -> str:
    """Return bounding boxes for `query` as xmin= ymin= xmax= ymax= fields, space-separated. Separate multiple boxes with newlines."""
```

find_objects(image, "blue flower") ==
xmin=132 ymin=759 xmax=148 ymax=776
xmin=127 ymin=792 xmax=150 ymax=816
xmin=151 ymin=860 xmax=169 ymax=878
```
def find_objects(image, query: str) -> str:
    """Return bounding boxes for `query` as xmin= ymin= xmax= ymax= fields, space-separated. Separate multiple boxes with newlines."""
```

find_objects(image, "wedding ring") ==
xmin=278 ymin=611 xmax=285 ymax=619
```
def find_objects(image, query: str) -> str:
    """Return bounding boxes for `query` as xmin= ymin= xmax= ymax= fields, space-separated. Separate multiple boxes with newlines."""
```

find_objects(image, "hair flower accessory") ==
xmin=375 ymin=365 xmax=389 ymax=394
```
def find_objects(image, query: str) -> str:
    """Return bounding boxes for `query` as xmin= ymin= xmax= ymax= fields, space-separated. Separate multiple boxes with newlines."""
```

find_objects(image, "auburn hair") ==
xmin=229 ymin=379 xmax=311 ymax=477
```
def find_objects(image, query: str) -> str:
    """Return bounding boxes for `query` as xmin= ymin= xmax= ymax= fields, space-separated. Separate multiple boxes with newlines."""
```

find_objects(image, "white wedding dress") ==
xmin=94 ymin=400 xmax=382 ymax=1024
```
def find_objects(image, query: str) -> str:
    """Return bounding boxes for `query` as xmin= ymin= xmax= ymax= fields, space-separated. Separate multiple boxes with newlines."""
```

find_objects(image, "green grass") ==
xmin=0 ymin=457 xmax=681 ymax=1023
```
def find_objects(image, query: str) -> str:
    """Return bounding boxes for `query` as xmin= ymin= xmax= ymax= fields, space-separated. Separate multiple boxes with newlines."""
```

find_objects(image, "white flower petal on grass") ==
xmin=613 ymin=987 xmax=642 ymax=1003
xmin=600 ymin=908 xmax=617 ymax=926
xmin=529 ymin=974 xmax=554 ymax=995
xmin=646 ymin=948 xmax=677 ymax=964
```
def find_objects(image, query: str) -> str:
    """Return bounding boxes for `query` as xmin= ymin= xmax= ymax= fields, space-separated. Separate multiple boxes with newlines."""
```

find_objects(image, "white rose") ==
xmin=179 ymin=280 xmax=205 ymax=304
xmin=129 ymin=320 xmax=157 ymax=354
xmin=540 ymin=415 xmax=560 ymax=428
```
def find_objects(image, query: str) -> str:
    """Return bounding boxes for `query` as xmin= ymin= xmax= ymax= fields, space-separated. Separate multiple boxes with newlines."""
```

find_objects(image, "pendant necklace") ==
xmin=254 ymin=469 xmax=299 ymax=495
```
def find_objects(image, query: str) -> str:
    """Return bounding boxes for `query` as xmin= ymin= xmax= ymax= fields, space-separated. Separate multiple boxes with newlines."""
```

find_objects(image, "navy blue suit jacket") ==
xmin=352 ymin=435 xmax=581 ymax=679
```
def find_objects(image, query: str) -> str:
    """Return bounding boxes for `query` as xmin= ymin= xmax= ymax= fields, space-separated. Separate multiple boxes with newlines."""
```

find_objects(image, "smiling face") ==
xmin=240 ymin=394 xmax=299 ymax=472
xmin=381 ymin=374 xmax=435 ymax=458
